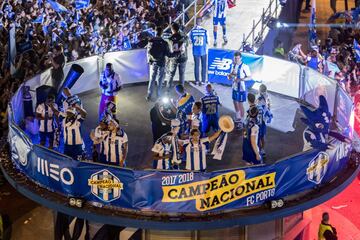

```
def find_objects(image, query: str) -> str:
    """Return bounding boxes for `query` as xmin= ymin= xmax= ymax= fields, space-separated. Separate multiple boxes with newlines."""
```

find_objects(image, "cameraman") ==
xmin=166 ymin=22 xmax=189 ymax=88
xmin=146 ymin=27 xmax=173 ymax=101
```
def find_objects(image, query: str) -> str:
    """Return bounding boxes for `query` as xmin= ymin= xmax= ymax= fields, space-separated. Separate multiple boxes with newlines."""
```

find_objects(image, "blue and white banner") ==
xmin=8 ymin=24 xmax=16 ymax=75
xmin=75 ymin=0 xmax=90 ymax=9
xmin=9 ymin=122 xmax=351 ymax=213
xmin=207 ymin=48 xmax=262 ymax=87
xmin=309 ymin=7 xmax=317 ymax=46
xmin=33 ymin=14 xmax=44 ymax=24
xmin=47 ymin=0 xmax=68 ymax=13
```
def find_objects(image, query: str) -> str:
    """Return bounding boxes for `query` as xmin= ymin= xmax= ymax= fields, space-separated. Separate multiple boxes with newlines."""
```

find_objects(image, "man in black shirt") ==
xmin=166 ymin=22 xmax=189 ymax=88
xmin=146 ymin=27 xmax=173 ymax=101
xmin=50 ymin=45 xmax=65 ymax=93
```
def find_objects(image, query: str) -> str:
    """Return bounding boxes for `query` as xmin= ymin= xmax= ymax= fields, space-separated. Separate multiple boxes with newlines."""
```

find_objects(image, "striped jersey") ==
xmin=103 ymin=129 xmax=128 ymax=166
xmin=36 ymin=103 xmax=58 ymax=133
xmin=183 ymin=138 xmax=209 ymax=171
xmin=100 ymin=72 xmax=122 ymax=96
xmin=61 ymin=114 xmax=84 ymax=145
xmin=151 ymin=139 xmax=172 ymax=170
xmin=94 ymin=126 xmax=109 ymax=156
xmin=210 ymin=0 xmax=228 ymax=19
xmin=231 ymin=62 xmax=251 ymax=91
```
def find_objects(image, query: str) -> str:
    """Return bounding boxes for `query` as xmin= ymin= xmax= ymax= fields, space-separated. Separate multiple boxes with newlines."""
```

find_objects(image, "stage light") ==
xmin=161 ymin=97 xmax=170 ymax=104
xmin=276 ymin=22 xmax=281 ymax=28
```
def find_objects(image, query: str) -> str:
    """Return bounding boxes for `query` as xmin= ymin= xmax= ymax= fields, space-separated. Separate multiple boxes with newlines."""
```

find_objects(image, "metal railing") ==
xmin=239 ymin=0 xmax=280 ymax=51
xmin=164 ymin=0 xmax=206 ymax=34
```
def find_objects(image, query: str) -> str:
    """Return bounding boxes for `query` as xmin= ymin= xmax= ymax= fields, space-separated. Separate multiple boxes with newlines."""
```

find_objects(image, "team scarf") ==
xmin=171 ymin=134 xmax=182 ymax=165
xmin=211 ymin=131 xmax=227 ymax=160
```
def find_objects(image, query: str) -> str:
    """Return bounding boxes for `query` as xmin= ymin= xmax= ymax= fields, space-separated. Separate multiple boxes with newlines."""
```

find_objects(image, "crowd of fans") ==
xmin=276 ymin=10 xmax=360 ymax=99
xmin=0 ymin=0 xmax=188 ymax=135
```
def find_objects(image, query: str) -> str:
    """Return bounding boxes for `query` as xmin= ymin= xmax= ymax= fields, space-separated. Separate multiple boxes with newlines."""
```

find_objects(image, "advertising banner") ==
xmin=301 ymin=67 xmax=337 ymax=115
xmin=207 ymin=49 xmax=263 ymax=87
xmin=336 ymin=87 xmax=354 ymax=136
xmin=9 ymin=123 xmax=351 ymax=213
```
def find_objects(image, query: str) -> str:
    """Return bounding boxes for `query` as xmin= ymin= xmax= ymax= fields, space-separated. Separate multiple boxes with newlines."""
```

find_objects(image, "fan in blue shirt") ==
xmin=190 ymin=18 xmax=208 ymax=85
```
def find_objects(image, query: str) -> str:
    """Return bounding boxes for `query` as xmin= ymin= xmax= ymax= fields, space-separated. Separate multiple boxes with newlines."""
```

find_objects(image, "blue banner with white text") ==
xmin=8 ymin=122 xmax=352 ymax=213
xmin=207 ymin=48 xmax=263 ymax=87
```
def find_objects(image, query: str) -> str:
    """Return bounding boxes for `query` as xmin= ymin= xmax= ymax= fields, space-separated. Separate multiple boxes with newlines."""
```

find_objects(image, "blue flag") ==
xmin=47 ymin=0 xmax=68 ymax=13
xmin=354 ymin=39 xmax=360 ymax=63
xmin=33 ymin=14 xmax=44 ymax=24
xmin=75 ymin=0 xmax=90 ymax=10
xmin=309 ymin=7 xmax=317 ymax=45
xmin=150 ymin=0 xmax=156 ymax=9
xmin=7 ymin=24 xmax=16 ymax=75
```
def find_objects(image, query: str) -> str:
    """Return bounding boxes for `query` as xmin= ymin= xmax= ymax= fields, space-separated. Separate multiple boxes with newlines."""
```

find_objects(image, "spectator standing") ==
xmin=273 ymin=40 xmax=285 ymax=59
xmin=99 ymin=63 xmax=122 ymax=119
xmin=318 ymin=212 xmax=338 ymax=240
xmin=146 ymin=27 xmax=172 ymax=101
xmin=306 ymin=49 xmax=324 ymax=73
xmin=166 ymin=22 xmax=189 ymax=88
xmin=288 ymin=43 xmax=307 ymax=64
xmin=190 ymin=18 xmax=208 ymax=85
xmin=49 ymin=45 xmax=65 ymax=93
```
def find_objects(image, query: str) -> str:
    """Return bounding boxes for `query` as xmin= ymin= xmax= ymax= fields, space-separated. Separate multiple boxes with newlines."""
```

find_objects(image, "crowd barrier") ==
xmin=7 ymin=48 xmax=355 ymax=214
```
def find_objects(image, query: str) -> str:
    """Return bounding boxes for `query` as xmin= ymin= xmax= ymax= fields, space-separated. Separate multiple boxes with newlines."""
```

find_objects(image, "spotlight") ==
xmin=269 ymin=199 xmax=284 ymax=209
xmin=162 ymin=97 xmax=169 ymax=104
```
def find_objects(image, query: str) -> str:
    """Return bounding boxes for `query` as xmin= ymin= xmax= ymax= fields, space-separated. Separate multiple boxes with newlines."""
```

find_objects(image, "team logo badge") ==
xmin=306 ymin=152 xmax=329 ymax=184
xmin=11 ymin=132 xmax=32 ymax=167
xmin=209 ymin=57 xmax=232 ymax=70
xmin=88 ymin=170 xmax=123 ymax=202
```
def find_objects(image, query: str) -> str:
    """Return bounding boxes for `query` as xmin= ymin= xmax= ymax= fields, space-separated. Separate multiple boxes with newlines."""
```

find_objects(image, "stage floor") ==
xmin=75 ymin=83 xmax=306 ymax=171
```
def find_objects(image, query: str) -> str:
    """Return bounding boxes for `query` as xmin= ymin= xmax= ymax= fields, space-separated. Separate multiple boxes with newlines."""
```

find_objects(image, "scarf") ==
xmin=211 ymin=131 xmax=228 ymax=160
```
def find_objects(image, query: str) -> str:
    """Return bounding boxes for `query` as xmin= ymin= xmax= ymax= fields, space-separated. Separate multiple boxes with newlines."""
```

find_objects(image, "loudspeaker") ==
xmin=56 ymin=64 xmax=84 ymax=103
xmin=36 ymin=85 xmax=56 ymax=106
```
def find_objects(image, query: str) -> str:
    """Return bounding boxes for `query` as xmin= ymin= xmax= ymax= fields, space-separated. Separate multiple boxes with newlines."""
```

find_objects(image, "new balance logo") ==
xmin=37 ymin=157 xmax=74 ymax=185
xmin=209 ymin=57 xmax=232 ymax=70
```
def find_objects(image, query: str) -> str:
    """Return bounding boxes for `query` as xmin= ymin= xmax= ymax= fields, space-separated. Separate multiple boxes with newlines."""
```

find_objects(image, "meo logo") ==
xmin=209 ymin=57 xmax=232 ymax=70
xmin=37 ymin=158 xmax=74 ymax=185
xmin=88 ymin=170 xmax=124 ymax=202
xmin=306 ymin=152 xmax=329 ymax=184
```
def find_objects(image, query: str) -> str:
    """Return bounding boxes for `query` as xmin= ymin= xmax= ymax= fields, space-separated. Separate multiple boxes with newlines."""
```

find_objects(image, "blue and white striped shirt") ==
xmin=183 ymin=138 xmax=209 ymax=171
xmin=61 ymin=114 xmax=84 ymax=145
xmin=36 ymin=103 xmax=58 ymax=133
xmin=103 ymin=130 xmax=128 ymax=166
xmin=152 ymin=139 xmax=172 ymax=170
xmin=210 ymin=0 xmax=228 ymax=19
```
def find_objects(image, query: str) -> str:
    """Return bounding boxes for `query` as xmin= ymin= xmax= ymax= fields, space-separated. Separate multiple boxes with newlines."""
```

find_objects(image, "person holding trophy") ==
xmin=228 ymin=51 xmax=251 ymax=129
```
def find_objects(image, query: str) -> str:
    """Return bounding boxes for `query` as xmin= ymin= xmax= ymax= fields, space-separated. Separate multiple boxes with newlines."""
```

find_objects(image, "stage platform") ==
xmin=29 ymin=83 xmax=307 ymax=171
